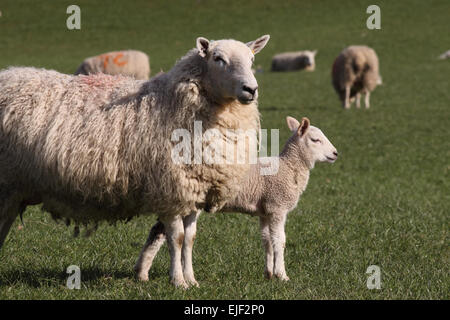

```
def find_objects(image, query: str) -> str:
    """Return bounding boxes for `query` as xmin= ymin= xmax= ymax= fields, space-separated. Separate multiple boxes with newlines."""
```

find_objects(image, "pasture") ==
xmin=0 ymin=0 xmax=448 ymax=299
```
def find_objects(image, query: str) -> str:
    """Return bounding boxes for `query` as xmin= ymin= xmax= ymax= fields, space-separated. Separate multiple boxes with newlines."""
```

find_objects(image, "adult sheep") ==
xmin=271 ymin=50 xmax=317 ymax=72
xmin=332 ymin=45 xmax=382 ymax=109
xmin=75 ymin=50 xmax=151 ymax=80
xmin=0 ymin=35 xmax=270 ymax=288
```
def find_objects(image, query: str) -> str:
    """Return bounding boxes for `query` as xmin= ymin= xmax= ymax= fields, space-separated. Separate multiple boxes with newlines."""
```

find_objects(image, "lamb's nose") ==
xmin=242 ymin=85 xmax=258 ymax=96
xmin=333 ymin=151 xmax=338 ymax=157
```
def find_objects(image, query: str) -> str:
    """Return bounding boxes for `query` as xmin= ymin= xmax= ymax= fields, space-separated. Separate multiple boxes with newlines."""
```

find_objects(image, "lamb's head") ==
xmin=196 ymin=35 xmax=270 ymax=104
xmin=286 ymin=116 xmax=338 ymax=167
xmin=302 ymin=50 xmax=318 ymax=71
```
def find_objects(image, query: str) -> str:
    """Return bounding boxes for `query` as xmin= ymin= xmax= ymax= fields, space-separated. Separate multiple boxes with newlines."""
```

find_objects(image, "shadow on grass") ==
xmin=0 ymin=266 xmax=167 ymax=288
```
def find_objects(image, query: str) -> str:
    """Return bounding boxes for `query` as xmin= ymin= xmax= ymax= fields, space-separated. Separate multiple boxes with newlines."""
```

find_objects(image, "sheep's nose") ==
xmin=333 ymin=151 xmax=338 ymax=157
xmin=242 ymin=85 xmax=258 ymax=96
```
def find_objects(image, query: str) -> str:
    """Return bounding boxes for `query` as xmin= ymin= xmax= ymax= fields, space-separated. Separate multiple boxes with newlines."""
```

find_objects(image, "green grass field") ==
xmin=0 ymin=0 xmax=448 ymax=299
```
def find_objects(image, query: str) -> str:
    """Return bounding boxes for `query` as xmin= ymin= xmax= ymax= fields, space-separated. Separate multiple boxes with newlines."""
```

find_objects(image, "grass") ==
xmin=0 ymin=0 xmax=449 ymax=299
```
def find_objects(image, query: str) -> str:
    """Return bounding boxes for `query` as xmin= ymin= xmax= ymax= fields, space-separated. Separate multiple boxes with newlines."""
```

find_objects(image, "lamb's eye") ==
xmin=311 ymin=138 xmax=321 ymax=143
xmin=214 ymin=56 xmax=226 ymax=65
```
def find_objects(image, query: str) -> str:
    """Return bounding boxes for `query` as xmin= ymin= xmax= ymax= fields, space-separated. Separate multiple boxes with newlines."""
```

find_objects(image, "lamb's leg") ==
xmin=182 ymin=210 xmax=200 ymax=287
xmin=355 ymin=92 xmax=361 ymax=108
xmin=269 ymin=214 xmax=289 ymax=281
xmin=134 ymin=220 xmax=166 ymax=281
xmin=344 ymin=85 xmax=351 ymax=109
xmin=259 ymin=217 xmax=274 ymax=279
xmin=160 ymin=215 xmax=187 ymax=288
xmin=365 ymin=91 xmax=371 ymax=109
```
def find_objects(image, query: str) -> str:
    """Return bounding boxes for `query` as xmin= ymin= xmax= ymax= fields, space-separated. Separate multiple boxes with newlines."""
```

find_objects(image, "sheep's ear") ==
xmin=297 ymin=117 xmax=310 ymax=137
xmin=313 ymin=50 xmax=318 ymax=56
xmin=286 ymin=116 xmax=300 ymax=132
xmin=196 ymin=37 xmax=210 ymax=57
xmin=246 ymin=35 xmax=270 ymax=55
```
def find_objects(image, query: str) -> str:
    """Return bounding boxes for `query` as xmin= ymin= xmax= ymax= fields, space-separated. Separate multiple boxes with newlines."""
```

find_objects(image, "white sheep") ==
xmin=0 ymin=35 xmax=270 ymax=288
xmin=74 ymin=50 xmax=151 ymax=80
xmin=332 ymin=45 xmax=382 ymax=109
xmin=271 ymin=50 xmax=317 ymax=72
xmin=438 ymin=50 xmax=450 ymax=60
xmin=135 ymin=116 xmax=338 ymax=282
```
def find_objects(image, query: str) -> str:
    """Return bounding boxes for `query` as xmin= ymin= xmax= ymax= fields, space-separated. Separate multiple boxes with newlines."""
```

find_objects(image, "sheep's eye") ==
xmin=311 ymin=138 xmax=321 ymax=143
xmin=214 ymin=56 xmax=226 ymax=65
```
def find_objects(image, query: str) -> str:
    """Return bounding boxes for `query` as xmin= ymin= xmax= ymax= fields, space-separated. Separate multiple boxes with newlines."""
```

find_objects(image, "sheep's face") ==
xmin=302 ymin=50 xmax=317 ymax=71
xmin=196 ymin=35 xmax=270 ymax=104
xmin=286 ymin=116 xmax=338 ymax=166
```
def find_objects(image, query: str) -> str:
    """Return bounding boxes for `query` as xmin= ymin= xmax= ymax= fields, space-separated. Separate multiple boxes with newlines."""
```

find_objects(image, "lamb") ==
xmin=135 ymin=116 xmax=338 ymax=282
xmin=332 ymin=45 xmax=382 ymax=109
xmin=74 ymin=50 xmax=151 ymax=80
xmin=271 ymin=50 xmax=317 ymax=72
xmin=0 ymin=35 xmax=270 ymax=288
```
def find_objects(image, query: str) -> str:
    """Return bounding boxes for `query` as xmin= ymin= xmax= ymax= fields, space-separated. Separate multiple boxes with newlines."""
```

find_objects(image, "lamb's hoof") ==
xmin=186 ymin=278 xmax=200 ymax=288
xmin=136 ymin=273 xmax=149 ymax=282
xmin=264 ymin=270 xmax=273 ymax=279
xmin=275 ymin=273 xmax=290 ymax=281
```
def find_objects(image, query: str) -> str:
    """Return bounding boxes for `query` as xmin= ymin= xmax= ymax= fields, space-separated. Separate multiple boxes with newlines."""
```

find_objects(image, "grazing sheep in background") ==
xmin=438 ymin=50 xmax=450 ymax=60
xmin=75 ymin=50 xmax=151 ymax=80
xmin=271 ymin=50 xmax=317 ymax=72
xmin=135 ymin=116 xmax=338 ymax=282
xmin=0 ymin=35 xmax=270 ymax=288
xmin=332 ymin=45 xmax=382 ymax=109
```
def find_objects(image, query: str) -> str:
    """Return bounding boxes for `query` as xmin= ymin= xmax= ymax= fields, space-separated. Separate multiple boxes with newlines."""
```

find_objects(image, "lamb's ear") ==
xmin=196 ymin=37 xmax=210 ymax=57
xmin=313 ymin=50 xmax=318 ymax=56
xmin=297 ymin=117 xmax=310 ymax=137
xmin=246 ymin=35 xmax=270 ymax=55
xmin=286 ymin=116 xmax=300 ymax=132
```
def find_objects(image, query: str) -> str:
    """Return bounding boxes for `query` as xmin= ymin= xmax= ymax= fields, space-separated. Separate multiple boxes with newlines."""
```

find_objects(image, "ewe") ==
xmin=271 ymin=50 xmax=317 ymax=72
xmin=75 ymin=50 xmax=151 ymax=80
xmin=332 ymin=45 xmax=382 ymax=109
xmin=135 ymin=116 xmax=338 ymax=282
xmin=0 ymin=35 xmax=270 ymax=288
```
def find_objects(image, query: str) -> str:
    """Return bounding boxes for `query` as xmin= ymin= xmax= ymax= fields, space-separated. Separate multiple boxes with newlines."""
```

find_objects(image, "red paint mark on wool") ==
xmin=79 ymin=73 xmax=126 ymax=88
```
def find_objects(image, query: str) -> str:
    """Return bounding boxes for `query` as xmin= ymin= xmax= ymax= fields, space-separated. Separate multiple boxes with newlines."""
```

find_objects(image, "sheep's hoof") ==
xmin=171 ymin=278 xmax=189 ymax=289
xmin=264 ymin=270 xmax=273 ymax=279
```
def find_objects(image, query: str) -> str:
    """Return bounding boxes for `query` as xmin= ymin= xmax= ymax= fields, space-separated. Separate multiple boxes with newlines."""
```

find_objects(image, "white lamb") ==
xmin=135 ymin=116 xmax=338 ymax=282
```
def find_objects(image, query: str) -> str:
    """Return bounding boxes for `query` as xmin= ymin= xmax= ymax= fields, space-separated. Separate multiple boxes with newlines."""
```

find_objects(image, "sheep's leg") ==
xmin=365 ymin=91 xmax=371 ymax=109
xmin=344 ymin=85 xmax=351 ymax=109
xmin=134 ymin=220 xmax=166 ymax=281
xmin=0 ymin=198 xmax=21 ymax=250
xmin=269 ymin=214 xmax=289 ymax=281
xmin=182 ymin=211 xmax=200 ymax=287
xmin=355 ymin=92 xmax=361 ymax=108
xmin=0 ymin=215 xmax=16 ymax=250
xmin=259 ymin=216 xmax=274 ymax=279
xmin=160 ymin=215 xmax=187 ymax=288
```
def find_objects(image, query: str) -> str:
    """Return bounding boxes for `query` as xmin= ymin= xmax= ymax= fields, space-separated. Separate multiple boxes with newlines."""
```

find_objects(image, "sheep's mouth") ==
xmin=326 ymin=156 xmax=337 ymax=162
xmin=237 ymin=96 xmax=254 ymax=104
